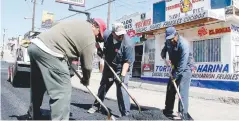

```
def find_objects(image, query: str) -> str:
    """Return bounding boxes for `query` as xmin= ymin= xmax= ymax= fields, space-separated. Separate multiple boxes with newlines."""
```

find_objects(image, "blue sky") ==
xmin=1 ymin=0 xmax=158 ymax=45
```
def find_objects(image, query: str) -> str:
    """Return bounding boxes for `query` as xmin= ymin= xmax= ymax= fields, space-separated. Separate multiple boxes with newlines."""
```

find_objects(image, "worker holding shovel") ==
xmin=88 ymin=22 xmax=135 ymax=117
xmin=161 ymin=27 xmax=193 ymax=120
xmin=26 ymin=18 xmax=107 ymax=120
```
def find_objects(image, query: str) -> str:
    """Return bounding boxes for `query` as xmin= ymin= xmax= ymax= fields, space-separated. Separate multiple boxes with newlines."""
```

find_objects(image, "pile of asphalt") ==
xmin=118 ymin=109 xmax=169 ymax=120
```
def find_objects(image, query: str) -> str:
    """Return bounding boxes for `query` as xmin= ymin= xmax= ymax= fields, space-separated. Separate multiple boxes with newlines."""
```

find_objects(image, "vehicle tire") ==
xmin=7 ymin=66 xmax=11 ymax=82
xmin=11 ymin=63 xmax=17 ymax=86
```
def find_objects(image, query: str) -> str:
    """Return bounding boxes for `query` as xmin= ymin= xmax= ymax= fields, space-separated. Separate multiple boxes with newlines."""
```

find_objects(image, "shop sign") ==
xmin=136 ymin=11 xmax=207 ymax=33
xmin=143 ymin=64 xmax=153 ymax=72
xmin=196 ymin=64 xmax=229 ymax=73
xmin=209 ymin=27 xmax=231 ymax=35
xmin=192 ymin=73 xmax=239 ymax=80
xmin=197 ymin=26 xmax=231 ymax=37
xmin=152 ymin=64 xmax=239 ymax=80
xmin=154 ymin=64 xmax=229 ymax=73
xmin=198 ymin=26 xmax=208 ymax=37
xmin=121 ymin=19 xmax=133 ymax=32
xmin=135 ymin=19 xmax=152 ymax=29
xmin=165 ymin=0 xmax=210 ymax=21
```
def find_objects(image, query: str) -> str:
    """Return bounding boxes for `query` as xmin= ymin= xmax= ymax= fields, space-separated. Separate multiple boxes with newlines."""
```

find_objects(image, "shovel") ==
xmin=95 ymin=42 xmax=141 ymax=113
xmin=102 ymin=58 xmax=141 ymax=113
xmin=163 ymin=59 xmax=193 ymax=120
xmin=66 ymin=57 xmax=115 ymax=120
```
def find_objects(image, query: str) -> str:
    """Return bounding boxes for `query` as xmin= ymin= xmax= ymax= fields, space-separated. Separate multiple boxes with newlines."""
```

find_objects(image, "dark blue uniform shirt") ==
xmin=161 ymin=36 xmax=193 ymax=80
xmin=103 ymin=30 xmax=135 ymax=75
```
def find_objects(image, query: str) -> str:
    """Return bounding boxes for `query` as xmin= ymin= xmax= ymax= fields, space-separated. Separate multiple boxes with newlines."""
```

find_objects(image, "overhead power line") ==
xmin=56 ymin=0 xmax=116 ymax=22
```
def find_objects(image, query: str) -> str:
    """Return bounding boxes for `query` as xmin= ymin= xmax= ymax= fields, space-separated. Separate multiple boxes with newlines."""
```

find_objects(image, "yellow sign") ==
xmin=180 ymin=0 xmax=193 ymax=13
xmin=41 ymin=10 xmax=54 ymax=29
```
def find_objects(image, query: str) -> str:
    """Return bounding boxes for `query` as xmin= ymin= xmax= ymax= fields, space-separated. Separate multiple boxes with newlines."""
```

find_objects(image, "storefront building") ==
xmin=116 ymin=0 xmax=239 ymax=92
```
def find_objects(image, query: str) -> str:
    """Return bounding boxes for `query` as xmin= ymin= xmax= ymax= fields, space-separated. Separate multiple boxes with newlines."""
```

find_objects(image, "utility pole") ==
xmin=107 ymin=0 xmax=111 ymax=29
xmin=2 ymin=29 xmax=6 ymax=49
xmin=32 ymin=0 xmax=36 ymax=32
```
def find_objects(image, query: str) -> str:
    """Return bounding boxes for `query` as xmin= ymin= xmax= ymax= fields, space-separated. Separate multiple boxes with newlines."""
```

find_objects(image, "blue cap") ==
xmin=165 ymin=27 xmax=177 ymax=40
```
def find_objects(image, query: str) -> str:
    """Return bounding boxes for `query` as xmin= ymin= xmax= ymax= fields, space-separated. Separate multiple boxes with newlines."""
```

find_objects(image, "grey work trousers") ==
xmin=164 ymin=70 xmax=192 ymax=114
xmin=27 ymin=43 xmax=72 ymax=120
xmin=93 ymin=71 xmax=131 ymax=115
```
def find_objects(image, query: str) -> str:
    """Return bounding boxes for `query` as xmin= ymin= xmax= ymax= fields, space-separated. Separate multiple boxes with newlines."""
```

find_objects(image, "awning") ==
xmin=136 ymin=10 xmax=228 ymax=34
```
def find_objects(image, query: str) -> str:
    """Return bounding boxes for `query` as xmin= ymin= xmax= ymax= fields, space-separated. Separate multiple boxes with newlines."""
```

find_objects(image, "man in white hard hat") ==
xmin=88 ymin=22 xmax=135 ymax=117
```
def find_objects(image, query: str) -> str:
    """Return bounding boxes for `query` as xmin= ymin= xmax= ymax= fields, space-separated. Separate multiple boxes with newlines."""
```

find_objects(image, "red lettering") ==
xmin=135 ymin=19 xmax=151 ymax=28
xmin=167 ymin=3 xmax=180 ymax=11
xmin=209 ymin=30 xmax=214 ymax=35
xmin=192 ymin=0 xmax=201 ymax=3
xmin=209 ymin=27 xmax=231 ymax=35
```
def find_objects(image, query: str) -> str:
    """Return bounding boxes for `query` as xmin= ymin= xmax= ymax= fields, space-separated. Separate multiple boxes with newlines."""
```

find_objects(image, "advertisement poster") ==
xmin=41 ymin=10 xmax=54 ymax=29
xmin=142 ymin=39 xmax=155 ymax=73
xmin=153 ymin=63 xmax=239 ymax=81
xmin=165 ymin=0 xmax=210 ymax=21
xmin=115 ymin=12 xmax=152 ymax=44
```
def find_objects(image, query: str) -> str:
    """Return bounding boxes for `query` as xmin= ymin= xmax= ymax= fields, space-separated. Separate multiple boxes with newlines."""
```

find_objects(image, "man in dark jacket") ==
xmin=161 ymin=27 xmax=193 ymax=120
xmin=26 ymin=18 xmax=107 ymax=120
xmin=88 ymin=22 xmax=135 ymax=117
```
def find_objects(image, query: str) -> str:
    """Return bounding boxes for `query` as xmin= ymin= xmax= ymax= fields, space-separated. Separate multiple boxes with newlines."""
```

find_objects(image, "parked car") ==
xmin=8 ymin=31 xmax=40 ymax=87
xmin=8 ymin=31 xmax=81 ymax=87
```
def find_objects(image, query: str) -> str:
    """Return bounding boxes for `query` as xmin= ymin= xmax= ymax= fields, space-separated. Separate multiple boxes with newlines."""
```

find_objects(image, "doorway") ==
xmin=132 ymin=44 xmax=143 ymax=78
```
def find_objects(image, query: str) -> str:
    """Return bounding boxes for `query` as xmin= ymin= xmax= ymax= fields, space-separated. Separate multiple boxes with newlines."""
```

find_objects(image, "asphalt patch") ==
xmin=118 ymin=109 xmax=169 ymax=120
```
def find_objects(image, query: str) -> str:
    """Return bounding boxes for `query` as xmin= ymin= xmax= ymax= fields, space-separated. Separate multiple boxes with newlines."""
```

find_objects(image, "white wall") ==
xmin=151 ymin=21 xmax=235 ymax=76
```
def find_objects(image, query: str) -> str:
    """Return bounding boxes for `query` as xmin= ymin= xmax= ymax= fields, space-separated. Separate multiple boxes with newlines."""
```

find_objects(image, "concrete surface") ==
xmin=71 ymin=72 xmax=239 ymax=120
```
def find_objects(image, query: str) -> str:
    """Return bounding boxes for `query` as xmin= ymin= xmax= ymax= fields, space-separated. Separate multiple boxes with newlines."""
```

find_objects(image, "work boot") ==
xmin=163 ymin=109 xmax=178 ymax=120
xmin=88 ymin=105 xmax=100 ymax=114
xmin=180 ymin=113 xmax=193 ymax=120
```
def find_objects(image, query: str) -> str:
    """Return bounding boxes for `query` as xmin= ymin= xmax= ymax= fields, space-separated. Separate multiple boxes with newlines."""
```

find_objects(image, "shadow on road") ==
xmin=71 ymin=103 xmax=92 ymax=110
xmin=9 ymin=109 xmax=75 ymax=120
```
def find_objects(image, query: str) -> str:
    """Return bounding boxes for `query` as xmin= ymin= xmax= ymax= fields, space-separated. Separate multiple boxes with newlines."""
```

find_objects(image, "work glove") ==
xmin=80 ymin=77 xmax=89 ymax=86
xmin=119 ymin=75 xmax=125 ymax=83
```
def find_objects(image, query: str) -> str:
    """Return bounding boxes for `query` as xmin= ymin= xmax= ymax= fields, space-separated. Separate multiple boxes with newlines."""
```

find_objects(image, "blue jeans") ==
xmin=93 ymin=70 xmax=130 ymax=115
xmin=164 ymin=70 xmax=192 ymax=114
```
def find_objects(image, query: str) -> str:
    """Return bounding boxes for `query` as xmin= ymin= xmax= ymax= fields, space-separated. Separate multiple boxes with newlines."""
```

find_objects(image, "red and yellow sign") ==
xmin=198 ymin=26 xmax=231 ymax=37
xmin=209 ymin=27 xmax=231 ymax=35
xmin=41 ymin=10 xmax=54 ymax=29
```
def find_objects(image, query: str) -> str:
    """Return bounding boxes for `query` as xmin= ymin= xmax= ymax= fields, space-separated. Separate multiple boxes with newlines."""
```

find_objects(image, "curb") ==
xmin=129 ymin=80 xmax=239 ymax=105
xmin=88 ymin=73 xmax=239 ymax=105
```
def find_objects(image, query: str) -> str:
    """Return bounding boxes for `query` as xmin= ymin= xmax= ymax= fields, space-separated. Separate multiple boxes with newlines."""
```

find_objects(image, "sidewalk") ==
xmin=71 ymin=72 xmax=239 ymax=120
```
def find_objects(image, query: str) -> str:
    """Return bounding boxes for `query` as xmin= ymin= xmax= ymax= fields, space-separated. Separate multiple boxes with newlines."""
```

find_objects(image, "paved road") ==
xmin=1 ymin=61 xmax=168 ymax=120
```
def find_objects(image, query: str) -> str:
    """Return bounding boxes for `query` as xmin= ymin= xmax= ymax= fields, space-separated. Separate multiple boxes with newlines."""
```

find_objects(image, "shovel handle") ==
xmin=69 ymin=64 xmax=112 ymax=120
xmin=164 ymin=59 xmax=194 ymax=120
xmin=103 ymin=59 xmax=141 ymax=113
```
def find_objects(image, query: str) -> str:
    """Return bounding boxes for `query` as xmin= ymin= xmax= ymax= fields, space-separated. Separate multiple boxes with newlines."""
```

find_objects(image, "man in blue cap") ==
xmin=161 ymin=27 xmax=193 ymax=120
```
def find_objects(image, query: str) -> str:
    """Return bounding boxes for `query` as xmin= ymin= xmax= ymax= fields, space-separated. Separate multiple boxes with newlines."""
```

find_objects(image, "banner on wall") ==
xmin=41 ymin=10 xmax=54 ymax=29
xmin=136 ymin=11 xmax=208 ymax=33
xmin=152 ymin=63 xmax=239 ymax=81
xmin=115 ymin=11 xmax=152 ymax=43
xmin=165 ymin=0 xmax=211 ymax=21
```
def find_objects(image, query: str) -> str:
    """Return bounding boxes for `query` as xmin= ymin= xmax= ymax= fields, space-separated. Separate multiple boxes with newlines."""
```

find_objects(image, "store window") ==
xmin=193 ymin=38 xmax=221 ymax=62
